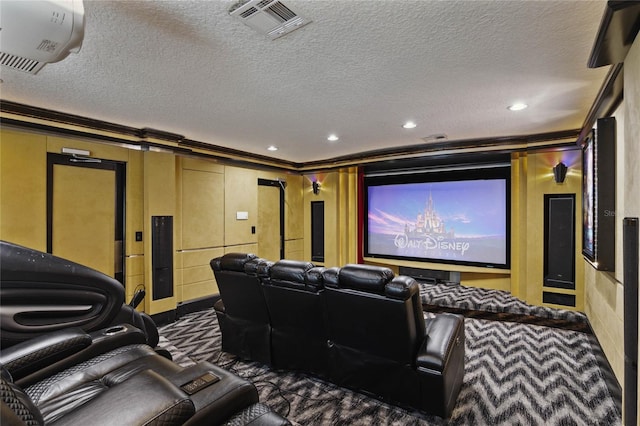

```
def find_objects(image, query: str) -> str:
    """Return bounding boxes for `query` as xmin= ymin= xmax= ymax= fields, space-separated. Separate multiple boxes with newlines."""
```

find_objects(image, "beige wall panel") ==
xmin=52 ymin=166 xmax=115 ymax=277
xmin=258 ymin=184 xmax=281 ymax=261
xmin=524 ymin=151 xmax=583 ymax=310
xmin=126 ymin=255 xmax=145 ymax=276
xmin=510 ymin=154 xmax=528 ymax=300
xmin=182 ymin=169 xmax=225 ymax=250
xmin=182 ymin=264 xmax=214 ymax=285
xmin=624 ymin=36 xmax=640 ymax=425
xmin=183 ymin=280 xmax=217 ymax=301
xmin=285 ymin=238 xmax=304 ymax=260
xmin=143 ymin=151 xmax=177 ymax=315
xmin=224 ymin=243 xmax=258 ymax=254
xmin=182 ymin=157 xmax=224 ymax=174
xmin=304 ymin=172 xmax=338 ymax=266
xmin=47 ymin=136 xmax=129 ymax=162
xmin=585 ymin=38 xmax=640 ymax=401
xmin=181 ymin=247 xmax=224 ymax=268
xmin=126 ymin=150 xmax=144 ymax=256
xmin=0 ymin=130 xmax=47 ymax=250
xmin=285 ymin=174 xmax=304 ymax=240
xmin=224 ymin=166 xmax=257 ymax=246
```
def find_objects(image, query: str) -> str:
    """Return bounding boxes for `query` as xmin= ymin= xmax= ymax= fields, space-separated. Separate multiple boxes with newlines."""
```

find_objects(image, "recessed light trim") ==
xmin=327 ymin=134 xmax=339 ymax=142
xmin=402 ymin=121 xmax=417 ymax=129
xmin=267 ymin=145 xmax=278 ymax=151
xmin=508 ymin=103 xmax=528 ymax=111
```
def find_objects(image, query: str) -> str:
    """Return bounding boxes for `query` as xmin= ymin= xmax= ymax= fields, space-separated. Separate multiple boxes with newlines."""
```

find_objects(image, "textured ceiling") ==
xmin=0 ymin=0 xmax=610 ymax=163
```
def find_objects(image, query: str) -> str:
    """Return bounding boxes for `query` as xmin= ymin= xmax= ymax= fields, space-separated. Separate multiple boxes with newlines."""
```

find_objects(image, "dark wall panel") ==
xmin=152 ymin=216 xmax=173 ymax=300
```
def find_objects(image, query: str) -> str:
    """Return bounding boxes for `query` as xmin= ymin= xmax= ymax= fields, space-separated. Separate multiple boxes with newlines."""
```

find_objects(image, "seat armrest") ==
xmin=168 ymin=362 xmax=259 ymax=426
xmin=416 ymin=314 xmax=464 ymax=372
xmin=0 ymin=328 xmax=91 ymax=380
xmin=12 ymin=325 xmax=147 ymax=388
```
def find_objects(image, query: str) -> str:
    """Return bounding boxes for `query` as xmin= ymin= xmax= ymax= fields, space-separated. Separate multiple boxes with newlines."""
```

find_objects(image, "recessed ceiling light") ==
xmin=402 ymin=121 xmax=417 ymax=129
xmin=267 ymin=145 xmax=278 ymax=151
xmin=508 ymin=103 xmax=528 ymax=111
xmin=327 ymin=134 xmax=339 ymax=142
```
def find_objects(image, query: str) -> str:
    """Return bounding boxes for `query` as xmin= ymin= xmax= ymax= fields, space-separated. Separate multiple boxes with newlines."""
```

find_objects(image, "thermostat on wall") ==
xmin=236 ymin=211 xmax=249 ymax=220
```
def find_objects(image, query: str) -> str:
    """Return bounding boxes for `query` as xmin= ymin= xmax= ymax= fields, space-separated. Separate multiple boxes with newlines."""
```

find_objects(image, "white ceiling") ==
xmin=0 ymin=0 xmax=610 ymax=163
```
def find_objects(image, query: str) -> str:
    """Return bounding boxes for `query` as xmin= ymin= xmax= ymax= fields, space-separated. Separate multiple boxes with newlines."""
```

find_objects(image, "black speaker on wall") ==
xmin=544 ymin=194 xmax=576 ymax=290
xmin=152 ymin=216 xmax=174 ymax=301
xmin=311 ymin=201 xmax=325 ymax=263
xmin=623 ymin=217 xmax=638 ymax=426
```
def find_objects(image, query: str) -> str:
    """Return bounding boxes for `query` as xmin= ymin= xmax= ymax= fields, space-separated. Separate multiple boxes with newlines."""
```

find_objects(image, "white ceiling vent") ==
xmin=229 ymin=0 xmax=311 ymax=40
xmin=0 ymin=0 xmax=85 ymax=75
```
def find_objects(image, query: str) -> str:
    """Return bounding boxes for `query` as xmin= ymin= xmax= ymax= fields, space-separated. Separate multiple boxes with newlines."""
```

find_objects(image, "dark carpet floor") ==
xmin=158 ymin=283 xmax=621 ymax=425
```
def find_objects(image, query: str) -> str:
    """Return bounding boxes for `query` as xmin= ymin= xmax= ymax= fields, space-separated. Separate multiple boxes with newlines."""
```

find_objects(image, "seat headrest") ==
xmin=211 ymin=253 xmax=258 ymax=272
xmin=385 ymin=275 xmax=419 ymax=300
xmin=337 ymin=264 xmax=395 ymax=293
xmin=270 ymin=260 xmax=314 ymax=283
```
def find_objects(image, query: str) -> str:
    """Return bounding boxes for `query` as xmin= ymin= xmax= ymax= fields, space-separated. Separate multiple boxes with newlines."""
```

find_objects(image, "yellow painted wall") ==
xmin=303 ymin=168 xmax=358 ymax=268
xmin=0 ymin=129 xmax=306 ymax=316
xmin=521 ymin=149 xmax=584 ymax=310
xmin=0 ymin=130 xmax=47 ymax=251
xmin=585 ymin=33 xmax=639 ymax=407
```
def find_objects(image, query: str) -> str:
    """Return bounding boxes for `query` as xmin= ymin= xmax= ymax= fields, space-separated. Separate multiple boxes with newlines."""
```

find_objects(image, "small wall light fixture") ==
xmin=312 ymin=181 xmax=321 ymax=195
xmin=553 ymin=162 xmax=568 ymax=183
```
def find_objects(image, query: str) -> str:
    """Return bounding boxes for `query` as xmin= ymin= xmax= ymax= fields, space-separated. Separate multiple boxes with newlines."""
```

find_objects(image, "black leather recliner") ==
xmin=0 ymin=242 xmax=291 ymax=425
xmin=210 ymin=253 xmax=273 ymax=364
xmin=322 ymin=264 xmax=465 ymax=418
xmin=0 ymin=241 xmax=158 ymax=349
xmin=0 ymin=325 xmax=290 ymax=425
xmin=261 ymin=260 xmax=328 ymax=376
xmin=211 ymin=253 xmax=465 ymax=419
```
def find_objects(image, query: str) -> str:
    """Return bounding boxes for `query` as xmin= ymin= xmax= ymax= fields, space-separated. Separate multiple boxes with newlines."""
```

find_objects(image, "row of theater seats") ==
xmin=211 ymin=253 xmax=466 ymax=419
xmin=0 ymin=241 xmax=290 ymax=425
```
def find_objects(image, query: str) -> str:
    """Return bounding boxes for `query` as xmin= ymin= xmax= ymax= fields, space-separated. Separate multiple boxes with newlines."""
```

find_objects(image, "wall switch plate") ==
xmin=236 ymin=211 xmax=249 ymax=220
xmin=135 ymin=231 xmax=143 ymax=241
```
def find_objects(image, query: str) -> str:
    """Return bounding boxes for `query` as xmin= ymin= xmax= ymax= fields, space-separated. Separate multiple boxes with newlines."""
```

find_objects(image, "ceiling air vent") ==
xmin=229 ymin=0 xmax=311 ymax=40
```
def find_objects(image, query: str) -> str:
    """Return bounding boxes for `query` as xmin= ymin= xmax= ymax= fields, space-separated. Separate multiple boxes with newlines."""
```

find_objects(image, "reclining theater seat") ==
xmin=0 ymin=326 xmax=291 ymax=426
xmin=210 ymin=253 xmax=273 ymax=364
xmin=0 ymin=240 xmax=158 ymax=349
xmin=322 ymin=264 xmax=465 ymax=418
xmin=261 ymin=260 xmax=328 ymax=376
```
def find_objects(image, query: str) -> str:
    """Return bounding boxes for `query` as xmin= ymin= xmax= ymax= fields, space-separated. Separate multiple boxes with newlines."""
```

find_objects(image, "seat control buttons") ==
xmin=180 ymin=372 xmax=220 ymax=395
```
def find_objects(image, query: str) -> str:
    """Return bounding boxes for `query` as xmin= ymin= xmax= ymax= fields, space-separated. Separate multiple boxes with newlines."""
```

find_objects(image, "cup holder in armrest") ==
xmin=104 ymin=325 xmax=127 ymax=335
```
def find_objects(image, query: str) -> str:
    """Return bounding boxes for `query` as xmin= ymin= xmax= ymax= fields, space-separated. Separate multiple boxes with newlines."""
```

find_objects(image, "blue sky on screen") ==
xmin=368 ymin=180 xmax=506 ymax=237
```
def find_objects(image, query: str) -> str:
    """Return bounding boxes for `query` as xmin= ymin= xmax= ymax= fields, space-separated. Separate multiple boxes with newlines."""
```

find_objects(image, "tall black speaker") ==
xmin=623 ymin=217 xmax=638 ymax=426
xmin=311 ymin=201 xmax=325 ymax=263
xmin=152 ymin=215 xmax=174 ymax=300
xmin=544 ymin=194 xmax=576 ymax=290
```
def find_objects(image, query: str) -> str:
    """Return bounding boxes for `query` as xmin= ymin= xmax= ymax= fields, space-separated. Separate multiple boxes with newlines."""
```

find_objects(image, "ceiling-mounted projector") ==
xmin=0 ymin=0 xmax=85 ymax=74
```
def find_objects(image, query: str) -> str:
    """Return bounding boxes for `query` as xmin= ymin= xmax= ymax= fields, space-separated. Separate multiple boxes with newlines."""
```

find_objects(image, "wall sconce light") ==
xmin=553 ymin=162 xmax=568 ymax=183
xmin=312 ymin=181 xmax=321 ymax=195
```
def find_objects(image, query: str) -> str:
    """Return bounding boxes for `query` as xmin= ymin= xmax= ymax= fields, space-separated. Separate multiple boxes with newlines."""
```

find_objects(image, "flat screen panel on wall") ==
xmin=364 ymin=166 xmax=510 ymax=269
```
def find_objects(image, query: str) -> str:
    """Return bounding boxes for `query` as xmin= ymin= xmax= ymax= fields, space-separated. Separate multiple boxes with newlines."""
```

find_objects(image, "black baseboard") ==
xmin=151 ymin=310 xmax=177 ymax=327
xmin=150 ymin=295 xmax=220 ymax=326
xmin=177 ymin=295 xmax=219 ymax=317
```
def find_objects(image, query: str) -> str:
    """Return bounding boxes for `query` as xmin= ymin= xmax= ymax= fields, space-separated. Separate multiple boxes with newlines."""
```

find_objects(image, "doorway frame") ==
xmin=46 ymin=153 xmax=126 ymax=284
xmin=257 ymin=178 xmax=285 ymax=260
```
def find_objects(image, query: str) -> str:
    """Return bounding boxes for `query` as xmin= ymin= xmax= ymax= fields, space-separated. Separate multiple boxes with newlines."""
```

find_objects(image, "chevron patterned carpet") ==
xmin=158 ymin=286 xmax=621 ymax=425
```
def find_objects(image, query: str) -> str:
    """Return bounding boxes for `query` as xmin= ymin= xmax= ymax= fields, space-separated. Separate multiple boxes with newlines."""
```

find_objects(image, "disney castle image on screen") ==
xmin=366 ymin=179 xmax=508 ymax=267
